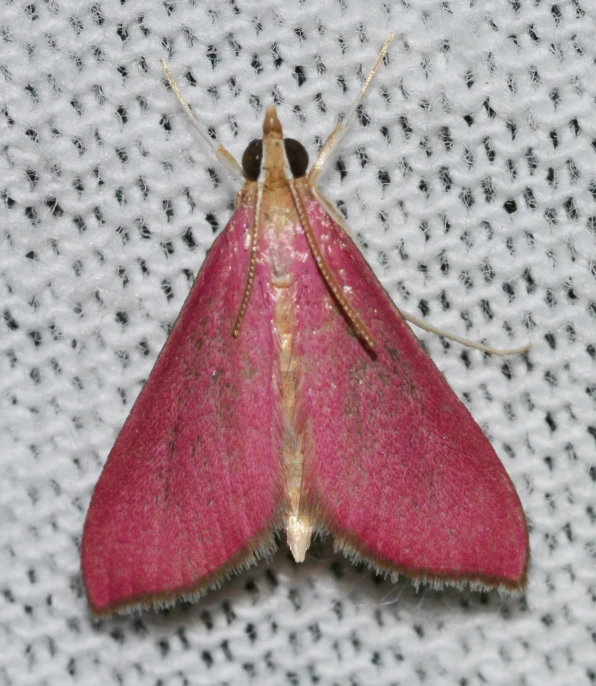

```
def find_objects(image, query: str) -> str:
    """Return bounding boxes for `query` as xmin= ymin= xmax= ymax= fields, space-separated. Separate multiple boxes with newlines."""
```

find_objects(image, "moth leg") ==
xmin=307 ymin=34 xmax=394 ymax=185
xmin=160 ymin=58 xmax=245 ymax=181
xmin=401 ymin=310 xmax=532 ymax=356
xmin=310 ymin=187 xmax=354 ymax=238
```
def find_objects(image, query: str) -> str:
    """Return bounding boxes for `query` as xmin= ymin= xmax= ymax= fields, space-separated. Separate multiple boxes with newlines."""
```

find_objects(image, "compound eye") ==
xmin=241 ymin=139 xmax=263 ymax=181
xmin=284 ymin=138 xmax=309 ymax=178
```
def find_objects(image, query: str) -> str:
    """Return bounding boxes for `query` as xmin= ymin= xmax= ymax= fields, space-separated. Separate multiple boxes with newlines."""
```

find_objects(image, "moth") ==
xmin=81 ymin=36 xmax=529 ymax=616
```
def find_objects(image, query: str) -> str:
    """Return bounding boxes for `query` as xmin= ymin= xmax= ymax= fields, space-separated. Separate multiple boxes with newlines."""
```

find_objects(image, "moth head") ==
xmin=242 ymin=105 xmax=309 ymax=181
xmin=241 ymin=138 xmax=309 ymax=181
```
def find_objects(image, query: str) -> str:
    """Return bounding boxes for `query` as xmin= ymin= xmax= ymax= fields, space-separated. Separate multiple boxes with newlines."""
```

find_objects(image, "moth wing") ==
xmin=82 ymin=193 xmax=284 ymax=615
xmin=295 ymin=191 xmax=529 ymax=591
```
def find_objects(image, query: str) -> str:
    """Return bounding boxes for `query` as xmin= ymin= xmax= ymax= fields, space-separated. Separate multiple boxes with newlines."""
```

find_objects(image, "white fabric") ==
xmin=1 ymin=1 xmax=594 ymax=684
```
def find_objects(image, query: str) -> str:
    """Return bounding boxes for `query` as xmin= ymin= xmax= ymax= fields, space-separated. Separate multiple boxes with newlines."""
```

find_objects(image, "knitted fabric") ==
xmin=1 ymin=1 xmax=594 ymax=684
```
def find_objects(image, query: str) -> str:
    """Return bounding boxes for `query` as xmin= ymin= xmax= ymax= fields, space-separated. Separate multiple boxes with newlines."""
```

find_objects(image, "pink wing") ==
xmin=81 ymin=189 xmax=284 ymax=615
xmin=295 ymin=191 xmax=529 ymax=591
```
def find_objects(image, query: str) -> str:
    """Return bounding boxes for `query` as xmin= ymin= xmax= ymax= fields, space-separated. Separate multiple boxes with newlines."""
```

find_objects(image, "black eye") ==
xmin=284 ymin=138 xmax=309 ymax=178
xmin=242 ymin=139 xmax=263 ymax=181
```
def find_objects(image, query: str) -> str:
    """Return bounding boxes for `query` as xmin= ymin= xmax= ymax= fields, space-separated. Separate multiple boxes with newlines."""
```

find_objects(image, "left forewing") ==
xmin=82 ymin=194 xmax=285 ymax=615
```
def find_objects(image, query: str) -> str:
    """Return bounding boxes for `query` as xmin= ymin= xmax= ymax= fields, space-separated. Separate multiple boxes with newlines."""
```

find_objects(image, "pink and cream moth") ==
xmin=81 ymin=36 xmax=529 ymax=616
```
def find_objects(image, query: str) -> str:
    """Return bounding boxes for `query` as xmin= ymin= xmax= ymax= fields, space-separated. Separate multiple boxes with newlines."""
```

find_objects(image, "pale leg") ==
xmin=160 ymin=59 xmax=244 ymax=180
xmin=307 ymin=34 xmax=395 ymax=185
xmin=401 ymin=310 xmax=532 ymax=356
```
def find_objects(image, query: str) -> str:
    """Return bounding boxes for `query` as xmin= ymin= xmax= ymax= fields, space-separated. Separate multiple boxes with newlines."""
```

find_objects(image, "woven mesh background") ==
xmin=1 ymin=1 xmax=595 ymax=684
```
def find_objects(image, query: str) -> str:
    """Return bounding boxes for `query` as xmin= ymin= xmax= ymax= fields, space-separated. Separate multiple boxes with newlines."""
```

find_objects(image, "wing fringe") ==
xmin=87 ymin=524 xmax=283 ymax=617
xmin=310 ymin=517 xmax=529 ymax=595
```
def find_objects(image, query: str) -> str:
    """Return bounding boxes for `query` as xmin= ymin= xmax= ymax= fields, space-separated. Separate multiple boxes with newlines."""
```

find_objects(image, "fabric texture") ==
xmin=1 ymin=1 xmax=594 ymax=684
